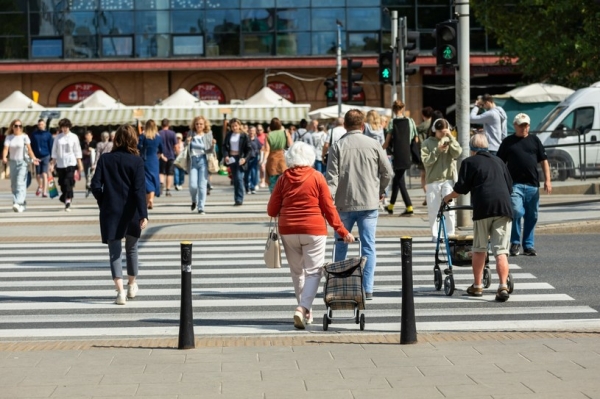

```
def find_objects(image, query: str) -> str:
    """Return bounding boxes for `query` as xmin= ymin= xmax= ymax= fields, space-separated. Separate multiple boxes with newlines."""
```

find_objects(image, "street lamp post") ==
xmin=336 ymin=20 xmax=343 ymax=117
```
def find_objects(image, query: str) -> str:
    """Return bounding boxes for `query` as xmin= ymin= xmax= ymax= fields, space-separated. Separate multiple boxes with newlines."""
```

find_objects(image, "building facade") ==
xmin=0 ymin=0 xmax=517 ymax=124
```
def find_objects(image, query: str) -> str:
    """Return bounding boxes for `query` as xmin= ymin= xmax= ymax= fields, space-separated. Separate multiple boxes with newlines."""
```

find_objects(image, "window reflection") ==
xmin=276 ymin=9 xmax=310 ymax=31
xmin=171 ymin=11 xmax=204 ymax=33
xmin=170 ymin=0 xmax=205 ymax=8
xmin=31 ymin=38 xmax=63 ymax=58
xmin=312 ymin=31 xmax=342 ymax=55
xmin=243 ymin=34 xmax=273 ymax=55
xmin=277 ymin=33 xmax=310 ymax=55
xmin=241 ymin=0 xmax=274 ymax=7
xmin=311 ymin=0 xmax=344 ymax=7
xmin=98 ymin=11 xmax=134 ymax=34
xmin=311 ymin=8 xmax=344 ymax=31
xmin=348 ymin=33 xmax=378 ymax=53
xmin=347 ymin=8 xmax=380 ymax=31
xmin=206 ymin=9 xmax=240 ymax=55
xmin=241 ymin=9 xmax=273 ymax=32
xmin=102 ymin=36 xmax=133 ymax=56
xmin=136 ymin=11 xmax=170 ymax=33
xmin=136 ymin=33 xmax=170 ymax=57
xmin=173 ymin=35 xmax=204 ymax=55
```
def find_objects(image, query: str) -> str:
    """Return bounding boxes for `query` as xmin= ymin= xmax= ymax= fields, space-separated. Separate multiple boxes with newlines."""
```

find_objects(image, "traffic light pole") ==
xmin=399 ymin=17 xmax=406 ymax=104
xmin=391 ymin=11 xmax=398 ymax=105
xmin=336 ymin=21 xmax=343 ymax=117
xmin=455 ymin=2 xmax=471 ymax=227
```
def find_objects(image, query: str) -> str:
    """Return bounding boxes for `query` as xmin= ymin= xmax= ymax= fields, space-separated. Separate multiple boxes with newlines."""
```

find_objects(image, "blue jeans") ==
xmin=334 ymin=209 xmax=379 ymax=294
xmin=9 ymin=159 xmax=28 ymax=205
xmin=230 ymin=159 xmax=245 ymax=204
xmin=244 ymin=157 xmax=258 ymax=192
xmin=314 ymin=160 xmax=326 ymax=175
xmin=189 ymin=155 xmax=207 ymax=211
xmin=510 ymin=183 xmax=539 ymax=250
xmin=174 ymin=166 xmax=185 ymax=186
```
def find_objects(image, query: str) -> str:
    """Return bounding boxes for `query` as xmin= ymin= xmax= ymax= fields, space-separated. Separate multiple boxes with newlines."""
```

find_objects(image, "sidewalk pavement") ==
xmin=1 ymin=332 xmax=599 ymax=398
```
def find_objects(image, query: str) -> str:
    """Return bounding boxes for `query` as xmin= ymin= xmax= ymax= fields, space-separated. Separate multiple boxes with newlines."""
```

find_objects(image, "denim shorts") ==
xmin=35 ymin=155 xmax=50 ymax=175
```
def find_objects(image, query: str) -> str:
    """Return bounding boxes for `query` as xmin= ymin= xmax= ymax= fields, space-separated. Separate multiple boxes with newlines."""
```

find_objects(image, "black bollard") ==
xmin=178 ymin=241 xmax=195 ymax=349
xmin=400 ymin=237 xmax=418 ymax=344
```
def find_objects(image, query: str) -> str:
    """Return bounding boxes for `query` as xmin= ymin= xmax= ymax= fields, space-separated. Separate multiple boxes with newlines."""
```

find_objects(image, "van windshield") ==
xmin=534 ymin=106 xmax=567 ymax=133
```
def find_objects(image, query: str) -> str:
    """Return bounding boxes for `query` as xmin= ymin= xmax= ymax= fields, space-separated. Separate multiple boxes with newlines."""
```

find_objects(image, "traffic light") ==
xmin=403 ymin=31 xmax=419 ymax=77
xmin=433 ymin=20 xmax=458 ymax=66
xmin=378 ymin=51 xmax=393 ymax=83
xmin=323 ymin=77 xmax=336 ymax=100
xmin=346 ymin=58 xmax=363 ymax=99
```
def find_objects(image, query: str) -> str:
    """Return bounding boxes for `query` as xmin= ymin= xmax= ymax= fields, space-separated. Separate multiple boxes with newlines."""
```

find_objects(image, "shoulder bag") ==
xmin=174 ymin=144 xmax=189 ymax=171
xmin=264 ymin=218 xmax=282 ymax=269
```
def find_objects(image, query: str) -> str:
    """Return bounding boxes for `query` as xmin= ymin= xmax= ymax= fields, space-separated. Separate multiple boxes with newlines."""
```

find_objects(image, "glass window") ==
xmin=172 ymin=11 xmax=204 ymax=33
xmin=311 ymin=8 xmax=344 ymax=31
xmin=206 ymin=0 xmax=240 ymax=7
xmin=347 ymin=0 xmax=378 ymax=5
xmin=241 ymin=0 xmax=274 ymax=7
xmin=65 ymin=13 xmax=97 ymax=35
xmin=347 ymin=8 xmax=380 ymax=31
xmin=31 ymin=38 xmax=63 ymax=58
xmin=173 ymin=35 xmax=204 ymax=55
xmin=135 ymin=11 xmax=170 ymax=33
xmin=276 ymin=9 xmax=310 ymax=31
xmin=470 ymin=30 xmax=486 ymax=53
xmin=242 ymin=34 xmax=273 ymax=55
xmin=241 ymin=9 xmax=274 ymax=32
xmin=28 ymin=13 xmax=61 ymax=36
xmin=0 ymin=37 xmax=27 ymax=59
xmin=209 ymin=34 xmax=239 ymax=56
xmin=136 ymin=33 xmax=170 ymax=57
xmin=135 ymin=0 xmax=170 ymax=9
xmin=311 ymin=31 xmax=344 ymax=55
xmin=170 ymin=0 xmax=204 ymax=8
xmin=206 ymin=9 xmax=240 ymax=41
xmin=347 ymin=32 xmax=378 ymax=53
xmin=312 ymin=0 xmax=344 ymax=7
xmin=276 ymin=32 xmax=310 ymax=55
xmin=0 ymin=12 xmax=28 ymax=35
xmin=417 ymin=5 xmax=451 ymax=29
xmin=65 ymin=33 xmax=97 ymax=58
xmin=102 ymin=36 xmax=133 ymax=56
xmin=100 ymin=0 xmax=134 ymax=10
xmin=98 ymin=11 xmax=135 ymax=34
xmin=419 ymin=0 xmax=449 ymax=4
xmin=69 ymin=0 xmax=99 ymax=10
xmin=277 ymin=0 xmax=309 ymax=6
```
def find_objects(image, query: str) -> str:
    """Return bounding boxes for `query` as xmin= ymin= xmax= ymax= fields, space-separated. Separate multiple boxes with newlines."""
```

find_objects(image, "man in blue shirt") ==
xmin=30 ymin=118 xmax=54 ymax=197
xmin=158 ymin=118 xmax=177 ymax=196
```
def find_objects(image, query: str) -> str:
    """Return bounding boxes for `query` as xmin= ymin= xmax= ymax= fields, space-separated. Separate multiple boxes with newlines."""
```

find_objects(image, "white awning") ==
xmin=0 ymin=109 xmax=46 ymax=128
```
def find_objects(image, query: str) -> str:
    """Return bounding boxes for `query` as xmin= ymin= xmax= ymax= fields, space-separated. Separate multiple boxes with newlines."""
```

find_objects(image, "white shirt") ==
xmin=4 ymin=134 xmax=30 ymax=161
xmin=325 ymin=126 xmax=347 ymax=146
xmin=229 ymin=133 xmax=241 ymax=152
xmin=52 ymin=132 xmax=82 ymax=168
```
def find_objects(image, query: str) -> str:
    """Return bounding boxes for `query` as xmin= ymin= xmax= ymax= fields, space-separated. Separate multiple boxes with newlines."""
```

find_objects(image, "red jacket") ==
xmin=267 ymin=166 xmax=349 ymax=237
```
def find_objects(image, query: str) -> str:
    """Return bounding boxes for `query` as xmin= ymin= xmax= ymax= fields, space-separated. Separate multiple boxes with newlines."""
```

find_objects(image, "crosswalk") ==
xmin=0 ymin=238 xmax=599 ymax=339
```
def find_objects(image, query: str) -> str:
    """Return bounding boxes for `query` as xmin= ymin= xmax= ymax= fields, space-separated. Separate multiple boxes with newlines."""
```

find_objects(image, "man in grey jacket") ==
xmin=470 ymin=94 xmax=507 ymax=155
xmin=327 ymin=109 xmax=394 ymax=300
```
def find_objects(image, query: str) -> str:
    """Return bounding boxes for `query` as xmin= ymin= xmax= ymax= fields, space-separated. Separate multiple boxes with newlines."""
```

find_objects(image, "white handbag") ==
xmin=264 ymin=218 xmax=282 ymax=269
xmin=174 ymin=145 xmax=189 ymax=171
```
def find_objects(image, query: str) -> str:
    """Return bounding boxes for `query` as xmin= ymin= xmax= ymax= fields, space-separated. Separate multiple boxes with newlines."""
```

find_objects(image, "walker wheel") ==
xmin=323 ymin=314 xmax=328 ymax=331
xmin=355 ymin=311 xmax=360 ymax=324
xmin=359 ymin=314 xmax=365 ymax=331
xmin=483 ymin=268 xmax=492 ymax=288
xmin=434 ymin=268 xmax=442 ymax=291
xmin=444 ymin=275 xmax=455 ymax=296
xmin=507 ymin=273 xmax=514 ymax=294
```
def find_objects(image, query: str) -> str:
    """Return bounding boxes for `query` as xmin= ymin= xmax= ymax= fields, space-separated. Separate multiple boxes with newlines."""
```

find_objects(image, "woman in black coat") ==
xmin=91 ymin=124 xmax=148 ymax=305
xmin=222 ymin=118 xmax=252 ymax=206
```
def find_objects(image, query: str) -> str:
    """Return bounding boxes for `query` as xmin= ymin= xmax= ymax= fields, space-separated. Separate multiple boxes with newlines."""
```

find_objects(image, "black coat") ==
xmin=222 ymin=132 xmax=251 ymax=162
xmin=90 ymin=149 xmax=148 ymax=244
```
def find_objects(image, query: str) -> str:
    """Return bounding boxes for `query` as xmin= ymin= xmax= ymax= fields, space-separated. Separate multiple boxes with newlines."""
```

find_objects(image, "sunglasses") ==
xmin=13 ymin=124 xmax=22 ymax=128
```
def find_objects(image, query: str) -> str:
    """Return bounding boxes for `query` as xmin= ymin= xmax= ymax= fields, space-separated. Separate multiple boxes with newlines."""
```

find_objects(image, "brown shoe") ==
xmin=466 ymin=285 xmax=483 ymax=297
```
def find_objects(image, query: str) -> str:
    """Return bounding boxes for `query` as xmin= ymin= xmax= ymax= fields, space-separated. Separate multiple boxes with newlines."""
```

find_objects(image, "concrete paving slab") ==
xmin=134 ymin=381 xmax=220 ymax=396
xmin=66 ymin=364 xmax=145 ymax=376
xmin=0 ymin=387 xmax=57 ymax=399
xmin=51 ymin=384 xmax=139 ymax=398
xmin=222 ymin=359 xmax=297 ymax=372
xmin=19 ymin=374 xmax=103 ymax=387
xmin=221 ymin=379 xmax=306 ymax=395
xmin=351 ymin=386 xmax=445 ymax=399
xmin=339 ymin=365 xmax=421 ymax=379
xmin=180 ymin=370 xmax=261 ymax=383
xmin=493 ymin=393 xmax=590 ymax=399
xmin=437 ymin=382 xmax=533 ymax=397
xmin=97 ymin=372 xmax=182 ymax=384
xmin=143 ymin=362 xmax=220 ymax=374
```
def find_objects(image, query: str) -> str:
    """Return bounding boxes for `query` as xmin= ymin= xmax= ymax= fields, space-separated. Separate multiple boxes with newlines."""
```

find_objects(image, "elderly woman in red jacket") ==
xmin=268 ymin=141 xmax=354 ymax=330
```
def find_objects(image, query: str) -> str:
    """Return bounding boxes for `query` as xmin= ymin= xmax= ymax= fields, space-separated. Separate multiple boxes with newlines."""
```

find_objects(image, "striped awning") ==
xmin=0 ymin=109 xmax=47 ymax=128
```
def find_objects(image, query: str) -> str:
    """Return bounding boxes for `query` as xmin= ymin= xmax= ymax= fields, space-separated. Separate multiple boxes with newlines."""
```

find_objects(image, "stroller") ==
xmin=322 ymin=239 xmax=366 ymax=331
xmin=434 ymin=202 xmax=514 ymax=296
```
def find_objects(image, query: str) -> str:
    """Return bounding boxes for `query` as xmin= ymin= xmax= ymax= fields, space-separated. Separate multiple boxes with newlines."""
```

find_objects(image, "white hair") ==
xmin=285 ymin=141 xmax=316 ymax=168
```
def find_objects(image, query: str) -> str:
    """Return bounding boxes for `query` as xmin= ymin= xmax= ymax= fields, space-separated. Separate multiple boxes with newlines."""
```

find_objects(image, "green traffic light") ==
xmin=381 ymin=68 xmax=390 ymax=79
xmin=325 ymin=89 xmax=335 ymax=99
xmin=443 ymin=45 xmax=454 ymax=60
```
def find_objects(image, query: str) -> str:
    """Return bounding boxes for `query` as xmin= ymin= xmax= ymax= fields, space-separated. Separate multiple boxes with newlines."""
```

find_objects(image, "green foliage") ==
xmin=471 ymin=0 xmax=600 ymax=89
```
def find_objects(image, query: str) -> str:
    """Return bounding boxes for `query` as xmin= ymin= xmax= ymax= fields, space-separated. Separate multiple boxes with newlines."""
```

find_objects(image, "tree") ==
xmin=471 ymin=0 xmax=600 ymax=89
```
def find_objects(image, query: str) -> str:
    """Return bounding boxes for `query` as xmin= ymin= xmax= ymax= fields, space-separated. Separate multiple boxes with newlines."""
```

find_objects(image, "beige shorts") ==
xmin=473 ymin=216 xmax=512 ymax=256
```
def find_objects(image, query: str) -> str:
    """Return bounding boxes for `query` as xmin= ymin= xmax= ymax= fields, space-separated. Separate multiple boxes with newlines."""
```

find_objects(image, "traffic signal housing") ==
xmin=346 ymin=58 xmax=363 ymax=99
xmin=403 ymin=31 xmax=419 ymax=77
xmin=434 ymin=20 xmax=458 ymax=66
xmin=378 ymin=51 xmax=393 ymax=83
xmin=323 ymin=77 xmax=336 ymax=100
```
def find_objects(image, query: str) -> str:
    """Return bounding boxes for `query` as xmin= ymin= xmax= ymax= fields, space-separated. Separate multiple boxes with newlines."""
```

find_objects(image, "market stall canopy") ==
xmin=308 ymin=104 xmax=392 ymax=120
xmin=71 ymin=90 xmax=126 ymax=109
xmin=0 ymin=91 xmax=46 ymax=127
xmin=157 ymin=88 xmax=208 ymax=107
xmin=498 ymin=83 xmax=574 ymax=103
xmin=243 ymin=87 xmax=294 ymax=106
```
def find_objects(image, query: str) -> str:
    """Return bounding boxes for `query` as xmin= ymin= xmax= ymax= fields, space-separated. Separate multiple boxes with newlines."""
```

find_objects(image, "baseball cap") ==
xmin=513 ymin=113 xmax=530 ymax=125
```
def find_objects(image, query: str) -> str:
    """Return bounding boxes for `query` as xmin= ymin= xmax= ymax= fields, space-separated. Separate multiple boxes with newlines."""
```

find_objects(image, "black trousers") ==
xmin=57 ymin=166 xmax=76 ymax=203
xmin=389 ymin=168 xmax=412 ymax=207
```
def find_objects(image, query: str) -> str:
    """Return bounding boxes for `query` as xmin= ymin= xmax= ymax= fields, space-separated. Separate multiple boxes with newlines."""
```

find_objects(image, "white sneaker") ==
xmin=127 ymin=282 xmax=138 ymax=299
xmin=115 ymin=289 xmax=127 ymax=305
xmin=12 ymin=204 xmax=20 ymax=212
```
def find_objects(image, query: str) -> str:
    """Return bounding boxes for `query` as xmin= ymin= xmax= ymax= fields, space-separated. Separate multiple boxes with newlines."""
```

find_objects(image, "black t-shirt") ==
xmin=497 ymin=134 xmax=547 ymax=187
xmin=453 ymin=152 xmax=513 ymax=221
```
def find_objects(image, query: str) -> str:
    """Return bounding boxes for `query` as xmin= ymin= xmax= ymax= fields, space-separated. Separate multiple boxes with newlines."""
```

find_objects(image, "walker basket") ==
xmin=323 ymin=256 xmax=367 ymax=310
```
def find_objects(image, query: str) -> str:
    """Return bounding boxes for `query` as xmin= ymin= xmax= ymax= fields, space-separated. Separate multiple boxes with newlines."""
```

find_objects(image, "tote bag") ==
xmin=264 ymin=218 xmax=282 ymax=269
xmin=174 ymin=145 xmax=189 ymax=171
xmin=207 ymin=152 xmax=219 ymax=174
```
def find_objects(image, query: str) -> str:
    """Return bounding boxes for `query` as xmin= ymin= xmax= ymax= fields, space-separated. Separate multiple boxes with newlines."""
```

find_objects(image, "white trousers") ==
xmin=426 ymin=180 xmax=456 ymax=239
xmin=281 ymin=234 xmax=326 ymax=311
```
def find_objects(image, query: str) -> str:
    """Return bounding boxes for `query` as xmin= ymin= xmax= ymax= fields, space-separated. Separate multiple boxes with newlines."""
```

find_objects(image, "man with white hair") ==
xmin=443 ymin=133 xmax=514 ymax=302
xmin=497 ymin=113 xmax=551 ymax=257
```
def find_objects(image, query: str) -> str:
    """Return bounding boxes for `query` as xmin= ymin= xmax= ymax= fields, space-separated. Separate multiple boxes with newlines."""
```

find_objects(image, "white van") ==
xmin=534 ymin=83 xmax=600 ymax=181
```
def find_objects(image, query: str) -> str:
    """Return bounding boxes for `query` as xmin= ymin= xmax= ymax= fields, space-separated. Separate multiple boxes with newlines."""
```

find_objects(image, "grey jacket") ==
xmin=469 ymin=106 xmax=507 ymax=151
xmin=326 ymin=130 xmax=393 ymax=212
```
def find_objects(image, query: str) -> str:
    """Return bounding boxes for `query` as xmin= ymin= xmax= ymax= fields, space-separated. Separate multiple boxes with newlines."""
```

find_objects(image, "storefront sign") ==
xmin=267 ymin=82 xmax=296 ymax=103
xmin=57 ymin=83 xmax=104 ymax=105
xmin=190 ymin=83 xmax=226 ymax=103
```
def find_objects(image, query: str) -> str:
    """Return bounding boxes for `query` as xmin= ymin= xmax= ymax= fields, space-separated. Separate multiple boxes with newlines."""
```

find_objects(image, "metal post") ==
xmin=391 ymin=11 xmax=398 ymax=105
xmin=455 ymin=2 xmax=471 ymax=227
xmin=399 ymin=17 xmax=406 ymax=104
xmin=336 ymin=21 xmax=343 ymax=117
xmin=178 ymin=241 xmax=195 ymax=349
xmin=400 ymin=237 xmax=417 ymax=344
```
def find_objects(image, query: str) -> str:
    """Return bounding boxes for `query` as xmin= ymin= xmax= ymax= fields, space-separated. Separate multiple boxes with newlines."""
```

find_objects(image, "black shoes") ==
xmin=509 ymin=244 xmax=520 ymax=256
xmin=523 ymin=248 xmax=537 ymax=256
xmin=385 ymin=205 xmax=393 ymax=215
xmin=400 ymin=210 xmax=414 ymax=217
xmin=191 ymin=202 xmax=196 ymax=211
xmin=234 ymin=202 xmax=243 ymax=206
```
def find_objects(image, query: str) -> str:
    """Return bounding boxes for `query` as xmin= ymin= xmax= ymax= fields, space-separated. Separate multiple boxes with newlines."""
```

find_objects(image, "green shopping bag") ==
xmin=47 ymin=176 xmax=59 ymax=199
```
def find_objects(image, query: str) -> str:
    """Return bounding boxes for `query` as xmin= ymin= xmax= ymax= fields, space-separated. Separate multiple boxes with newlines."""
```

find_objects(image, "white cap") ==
xmin=513 ymin=113 xmax=530 ymax=125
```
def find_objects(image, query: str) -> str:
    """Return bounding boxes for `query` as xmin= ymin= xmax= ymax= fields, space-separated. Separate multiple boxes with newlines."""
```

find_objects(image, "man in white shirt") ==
xmin=321 ymin=117 xmax=346 ymax=161
xmin=50 ymin=118 xmax=83 ymax=211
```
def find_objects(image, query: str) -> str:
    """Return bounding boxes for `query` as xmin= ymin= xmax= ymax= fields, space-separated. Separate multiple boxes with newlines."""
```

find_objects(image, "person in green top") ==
xmin=263 ymin=117 xmax=292 ymax=192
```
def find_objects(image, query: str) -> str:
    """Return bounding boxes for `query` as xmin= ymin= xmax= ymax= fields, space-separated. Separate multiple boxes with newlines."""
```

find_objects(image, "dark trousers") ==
xmin=389 ymin=168 xmax=412 ymax=207
xmin=244 ymin=157 xmax=258 ymax=191
xmin=230 ymin=160 xmax=245 ymax=204
xmin=57 ymin=166 xmax=76 ymax=203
